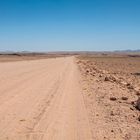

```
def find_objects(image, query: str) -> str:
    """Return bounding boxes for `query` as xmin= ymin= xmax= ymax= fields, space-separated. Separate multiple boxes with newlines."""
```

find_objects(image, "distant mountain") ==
xmin=114 ymin=49 xmax=140 ymax=53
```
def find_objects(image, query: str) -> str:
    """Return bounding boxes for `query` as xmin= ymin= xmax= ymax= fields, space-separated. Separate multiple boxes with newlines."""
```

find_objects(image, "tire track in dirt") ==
xmin=0 ymin=58 xmax=68 ymax=138
xmin=0 ymin=57 xmax=92 ymax=140
xmin=0 ymin=60 xmax=61 ymax=105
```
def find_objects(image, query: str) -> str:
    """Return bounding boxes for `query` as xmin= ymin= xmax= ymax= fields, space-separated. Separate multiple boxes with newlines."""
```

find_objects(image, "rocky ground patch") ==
xmin=77 ymin=56 xmax=140 ymax=140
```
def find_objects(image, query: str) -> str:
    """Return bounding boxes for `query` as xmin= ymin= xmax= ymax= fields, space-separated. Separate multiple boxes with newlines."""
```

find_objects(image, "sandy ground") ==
xmin=0 ymin=57 xmax=92 ymax=140
xmin=0 ymin=55 xmax=139 ymax=140
xmin=0 ymin=54 xmax=68 ymax=62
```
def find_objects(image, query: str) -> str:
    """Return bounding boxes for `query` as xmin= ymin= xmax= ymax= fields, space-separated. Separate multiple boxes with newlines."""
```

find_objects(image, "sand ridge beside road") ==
xmin=0 ymin=57 xmax=92 ymax=140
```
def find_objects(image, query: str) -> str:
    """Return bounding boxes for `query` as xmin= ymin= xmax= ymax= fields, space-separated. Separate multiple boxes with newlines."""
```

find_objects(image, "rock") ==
xmin=136 ymin=91 xmax=140 ymax=96
xmin=111 ymin=130 xmax=114 ymax=132
xmin=19 ymin=119 xmax=26 ymax=122
xmin=131 ymin=101 xmax=135 ymax=105
xmin=138 ymin=116 xmax=140 ymax=121
xmin=120 ymin=81 xmax=127 ymax=85
xmin=127 ymin=83 xmax=134 ymax=89
xmin=136 ymin=97 xmax=140 ymax=111
xmin=121 ymin=97 xmax=128 ymax=100
xmin=90 ymin=73 xmax=95 ymax=76
xmin=86 ymin=70 xmax=89 ymax=73
xmin=104 ymin=75 xmax=117 ymax=82
xmin=127 ymin=83 xmax=131 ymax=86
xmin=110 ymin=97 xmax=117 ymax=101
xmin=128 ymin=85 xmax=134 ymax=89
xmin=130 ymin=107 xmax=134 ymax=111
xmin=133 ymin=72 xmax=140 ymax=76
xmin=104 ymin=76 xmax=110 ymax=81
xmin=110 ymin=111 xmax=115 ymax=116
xmin=99 ymin=74 xmax=103 ymax=77
xmin=111 ymin=76 xmax=117 ymax=82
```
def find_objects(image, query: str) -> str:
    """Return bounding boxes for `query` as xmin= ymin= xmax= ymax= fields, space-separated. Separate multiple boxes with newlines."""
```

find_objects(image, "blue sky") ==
xmin=0 ymin=0 xmax=140 ymax=51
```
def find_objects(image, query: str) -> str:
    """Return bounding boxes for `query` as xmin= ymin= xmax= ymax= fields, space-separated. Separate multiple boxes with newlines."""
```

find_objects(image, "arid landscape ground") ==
xmin=77 ymin=54 xmax=140 ymax=140
xmin=0 ymin=53 xmax=139 ymax=140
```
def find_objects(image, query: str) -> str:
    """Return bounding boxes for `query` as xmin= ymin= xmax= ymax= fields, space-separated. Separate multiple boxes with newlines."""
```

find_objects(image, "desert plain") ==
xmin=0 ymin=53 xmax=139 ymax=140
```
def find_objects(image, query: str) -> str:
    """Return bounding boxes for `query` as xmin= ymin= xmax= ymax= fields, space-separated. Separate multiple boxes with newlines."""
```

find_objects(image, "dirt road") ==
xmin=0 ymin=57 xmax=92 ymax=140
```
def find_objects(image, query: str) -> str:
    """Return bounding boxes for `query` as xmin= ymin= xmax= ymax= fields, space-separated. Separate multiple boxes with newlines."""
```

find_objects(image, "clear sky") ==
xmin=0 ymin=0 xmax=140 ymax=51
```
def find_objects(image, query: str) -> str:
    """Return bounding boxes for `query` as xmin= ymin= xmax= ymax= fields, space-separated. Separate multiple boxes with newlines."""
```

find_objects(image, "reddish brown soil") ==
xmin=77 ymin=55 xmax=140 ymax=140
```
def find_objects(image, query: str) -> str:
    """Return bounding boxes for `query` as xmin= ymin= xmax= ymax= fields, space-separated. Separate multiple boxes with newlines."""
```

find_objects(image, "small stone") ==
xmin=110 ymin=111 xmax=115 ymax=116
xmin=129 ymin=86 xmax=134 ymax=89
xmin=131 ymin=101 xmax=135 ymax=105
xmin=120 ymin=81 xmax=127 ymax=85
xmin=121 ymin=97 xmax=128 ymax=100
xmin=86 ymin=70 xmax=89 ymax=73
xmin=20 ymin=119 xmax=26 ymax=122
xmin=130 ymin=107 xmax=134 ymax=111
xmin=136 ymin=91 xmax=140 ymax=96
xmin=127 ymin=85 xmax=134 ymax=89
xmin=127 ymin=83 xmax=131 ymax=86
xmin=99 ymin=74 xmax=103 ymax=77
xmin=91 ymin=73 xmax=95 ymax=76
xmin=104 ymin=76 xmax=110 ymax=81
xmin=136 ymin=97 xmax=140 ymax=111
xmin=138 ymin=116 xmax=140 ymax=121
xmin=110 ymin=97 xmax=117 ymax=101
